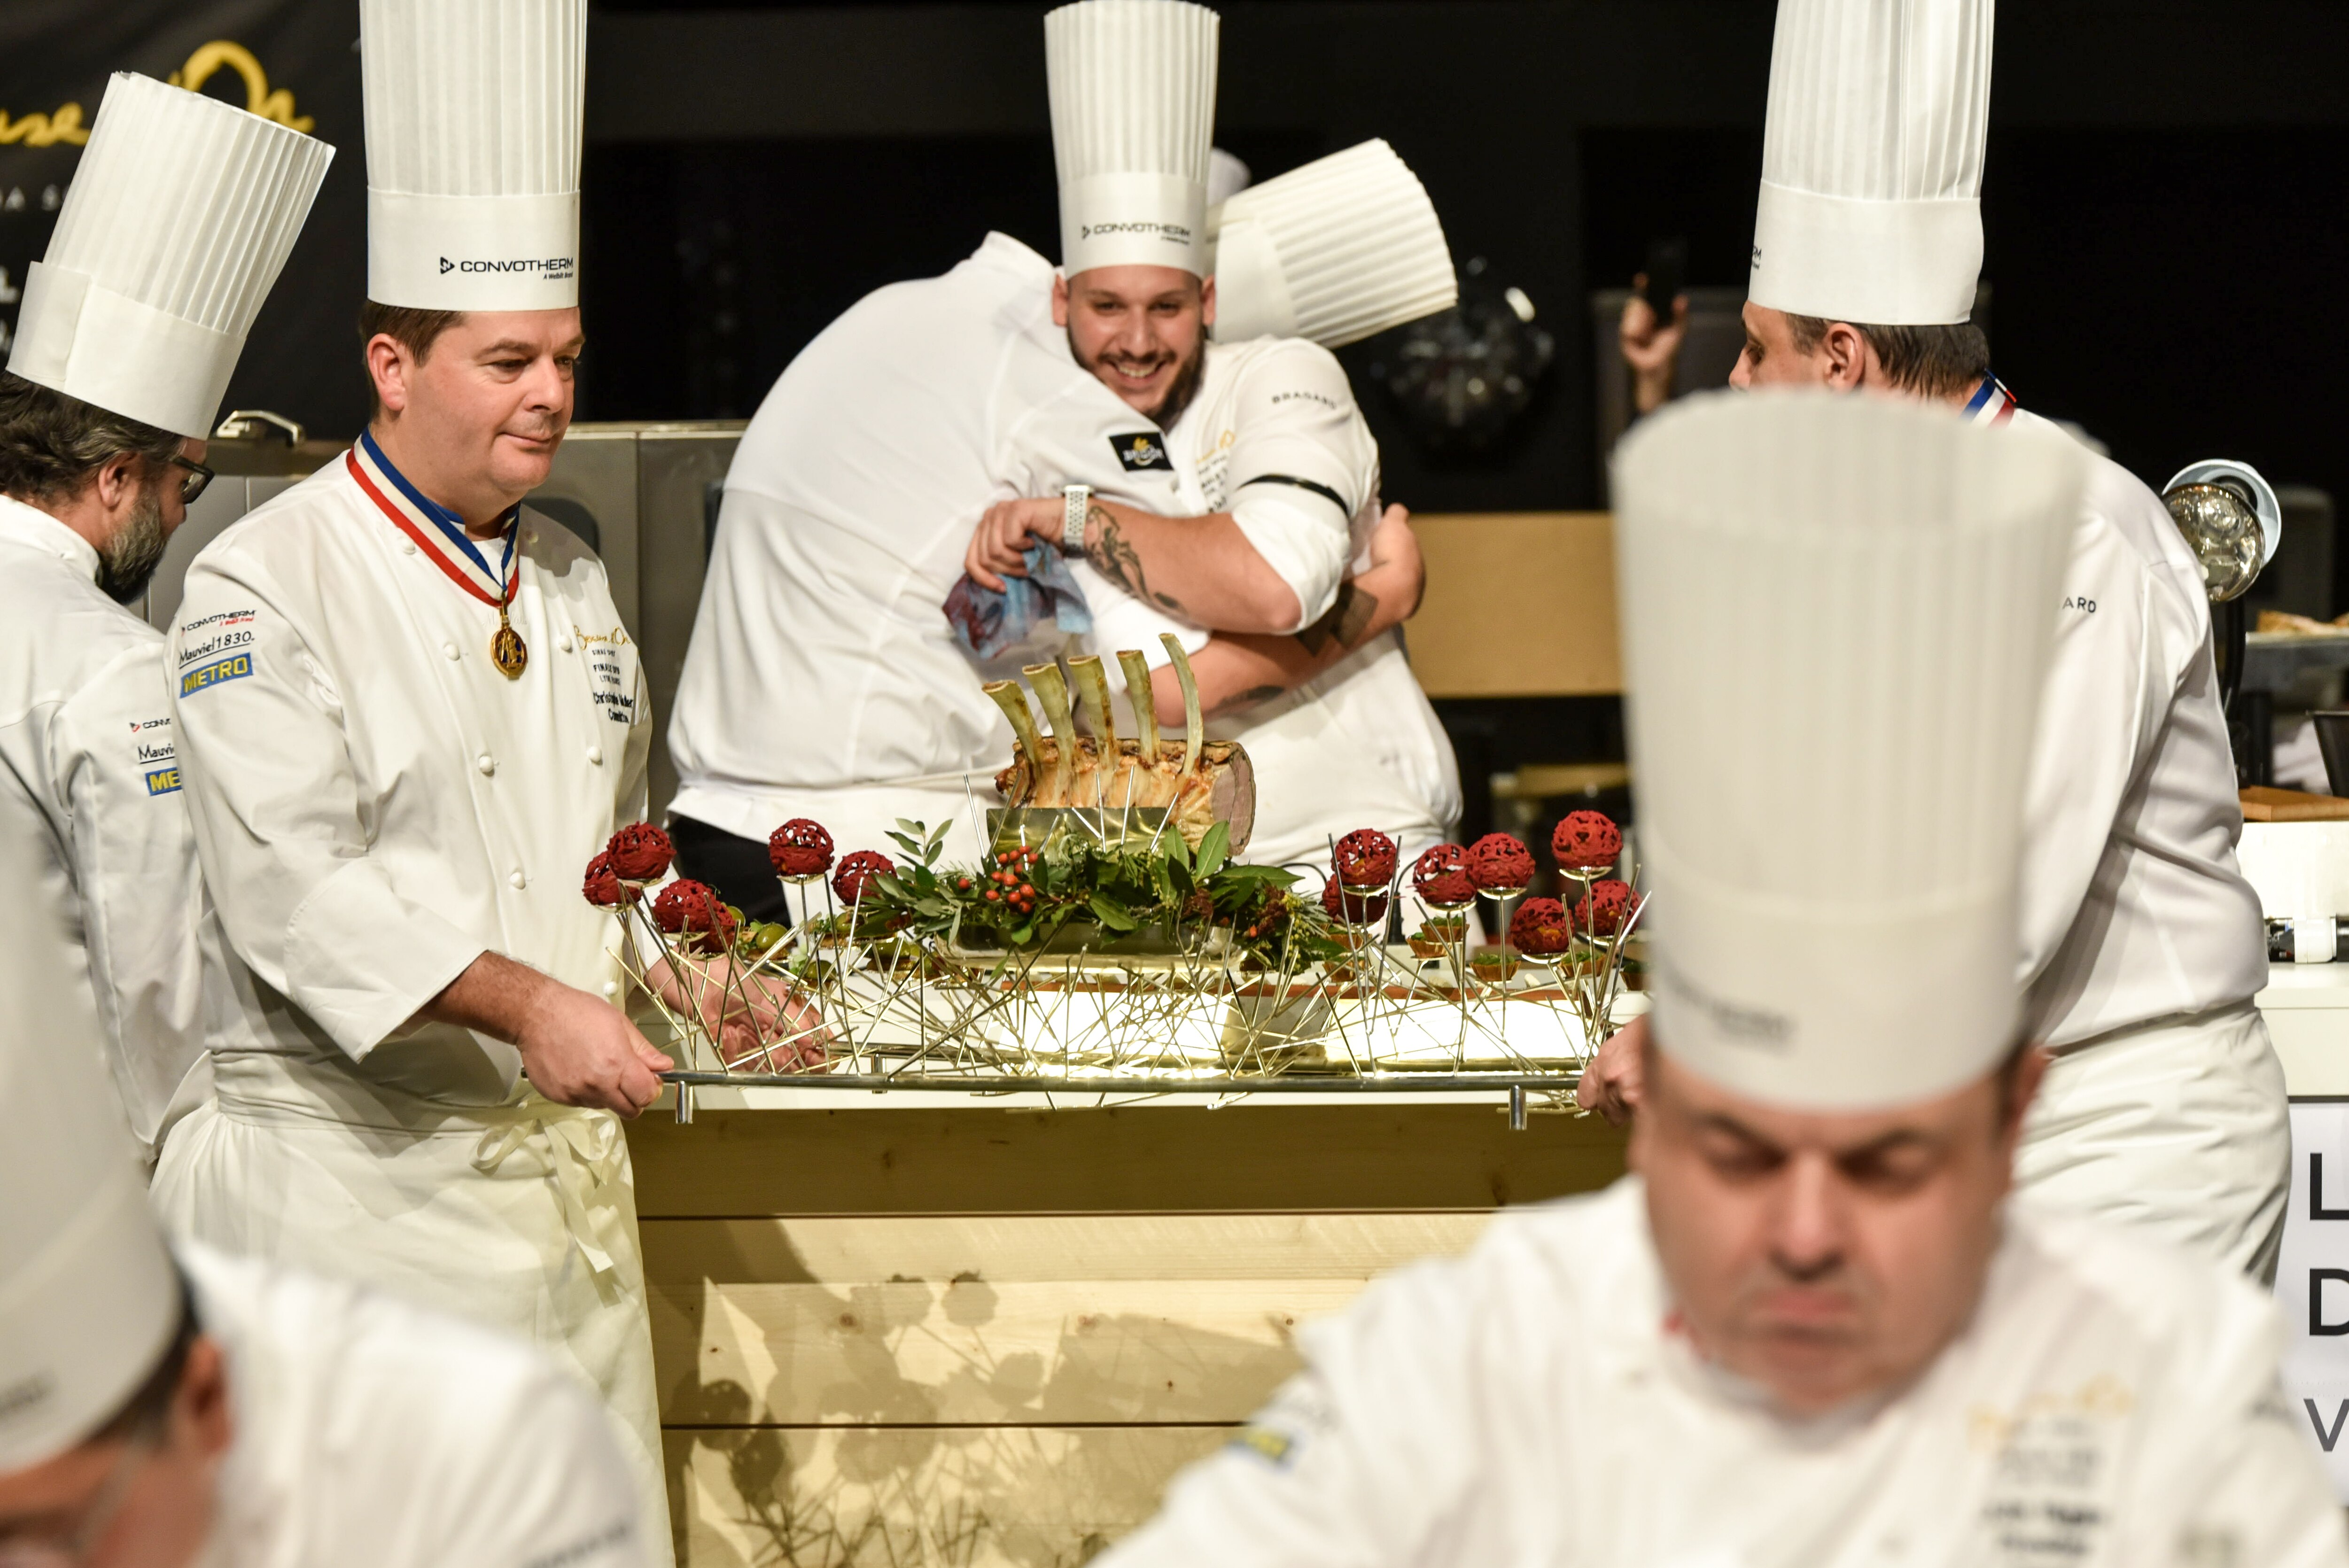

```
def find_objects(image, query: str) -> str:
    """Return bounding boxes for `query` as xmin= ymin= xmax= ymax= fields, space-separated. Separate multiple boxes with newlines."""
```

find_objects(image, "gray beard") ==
xmin=95 ymin=485 xmax=168 ymax=605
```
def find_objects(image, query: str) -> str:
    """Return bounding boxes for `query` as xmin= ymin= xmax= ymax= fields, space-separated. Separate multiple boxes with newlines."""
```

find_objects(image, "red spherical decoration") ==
xmin=1411 ymin=844 xmax=1476 ymax=908
xmin=652 ymin=880 xmax=737 ymax=953
xmin=833 ymin=850 xmax=895 ymax=906
xmin=1509 ymin=897 xmax=1574 ymax=956
xmin=1321 ymin=875 xmax=1390 ymax=927
xmin=581 ymin=851 xmax=635 ymax=908
xmin=1574 ymin=879 xmax=1634 ymax=937
xmin=1332 ymin=829 xmax=1399 ymax=890
xmin=606 ymin=822 xmax=674 ymax=883
xmin=1551 ymin=810 xmax=1622 ymax=873
xmin=1465 ymin=833 xmax=1535 ymax=894
xmin=768 ymin=818 xmax=835 ymax=879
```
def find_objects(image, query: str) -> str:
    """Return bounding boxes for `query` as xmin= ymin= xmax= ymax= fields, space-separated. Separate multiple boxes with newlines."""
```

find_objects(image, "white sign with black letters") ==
xmin=2276 ymin=1101 xmax=2349 ymax=1497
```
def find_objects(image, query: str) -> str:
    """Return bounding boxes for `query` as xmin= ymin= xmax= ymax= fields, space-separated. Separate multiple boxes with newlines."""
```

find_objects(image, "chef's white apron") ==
xmin=153 ymin=1050 xmax=670 ymax=1561
xmin=2015 ymin=1001 xmax=2291 ymax=1283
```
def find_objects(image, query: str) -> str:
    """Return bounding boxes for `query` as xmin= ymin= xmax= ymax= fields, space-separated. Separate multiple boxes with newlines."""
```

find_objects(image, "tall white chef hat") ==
xmin=1613 ymin=391 xmax=2081 ymax=1110
xmin=0 ymin=835 xmax=180 ymax=1471
xmin=7 ymin=73 xmax=331 ymax=439
xmin=1047 ymin=0 xmax=1220 ymax=279
xmin=1749 ymin=0 xmax=1993 ymax=326
xmin=1208 ymin=139 xmax=1456 ymax=349
xmin=363 ymin=0 xmax=587 ymax=311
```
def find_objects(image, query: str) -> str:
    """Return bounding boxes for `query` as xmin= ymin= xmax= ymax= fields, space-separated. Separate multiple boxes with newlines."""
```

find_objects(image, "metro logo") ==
xmin=144 ymin=768 xmax=181 ymax=796
xmin=179 ymin=654 xmax=253 ymax=698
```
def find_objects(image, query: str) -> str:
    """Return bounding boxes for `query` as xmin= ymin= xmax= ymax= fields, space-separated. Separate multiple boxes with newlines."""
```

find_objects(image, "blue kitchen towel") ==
xmin=945 ymin=542 xmax=1093 ymax=660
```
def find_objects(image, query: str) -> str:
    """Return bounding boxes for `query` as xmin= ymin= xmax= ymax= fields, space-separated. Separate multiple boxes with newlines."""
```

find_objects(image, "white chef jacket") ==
xmin=0 ymin=493 xmax=229 ymax=1158
xmin=1015 ymin=336 xmax=1462 ymax=873
xmin=667 ymin=232 xmax=1138 ymax=865
xmin=2013 ymin=408 xmax=2268 ymax=1048
xmin=182 ymin=1241 xmax=651 ymax=1568
xmin=154 ymin=442 xmax=671 ymax=1556
xmin=1104 ymin=1177 xmax=2347 ymax=1568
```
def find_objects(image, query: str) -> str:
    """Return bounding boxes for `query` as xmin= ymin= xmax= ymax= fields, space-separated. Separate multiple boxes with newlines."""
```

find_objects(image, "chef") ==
xmin=1579 ymin=0 xmax=2288 ymax=1286
xmin=152 ymin=0 xmax=675 ymax=1550
xmin=0 ymin=74 xmax=328 ymax=1163
xmin=0 ymin=834 xmax=653 ymax=1568
xmin=965 ymin=2 xmax=1461 ymax=874
xmin=664 ymin=48 xmax=1455 ymax=903
xmin=1100 ymin=389 xmax=2346 ymax=1568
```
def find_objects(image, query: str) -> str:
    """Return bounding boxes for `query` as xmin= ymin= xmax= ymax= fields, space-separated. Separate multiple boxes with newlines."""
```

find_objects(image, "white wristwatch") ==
xmin=1060 ymin=484 xmax=1092 ymax=554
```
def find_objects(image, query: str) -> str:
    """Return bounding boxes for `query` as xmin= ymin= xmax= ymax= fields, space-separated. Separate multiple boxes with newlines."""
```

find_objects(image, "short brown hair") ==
xmin=0 ymin=372 xmax=182 ymax=505
xmin=1785 ymin=315 xmax=1991 ymax=400
xmin=358 ymin=299 xmax=465 ymax=417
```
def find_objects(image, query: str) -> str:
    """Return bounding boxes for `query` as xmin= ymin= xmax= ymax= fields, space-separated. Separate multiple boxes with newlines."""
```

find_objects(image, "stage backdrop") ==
xmin=0 ymin=0 xmax=366 ymax=439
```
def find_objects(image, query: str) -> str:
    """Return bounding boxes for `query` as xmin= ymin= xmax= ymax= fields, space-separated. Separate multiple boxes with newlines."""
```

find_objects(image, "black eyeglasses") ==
xmin=167 ymin=453 xmax=215 ymax=506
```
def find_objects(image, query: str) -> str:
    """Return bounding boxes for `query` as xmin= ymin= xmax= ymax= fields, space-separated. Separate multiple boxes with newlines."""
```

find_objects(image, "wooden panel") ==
xmin=626 ymin=1104 xmax=1626 ymax=1219
xmin=1408 ymin=512 xmax=1621 ymax=698
xmin=645 ymin=1214 xmax=1489 ymax=1426
xmin=667 ymin=1426 xmax=1224 ymax=1568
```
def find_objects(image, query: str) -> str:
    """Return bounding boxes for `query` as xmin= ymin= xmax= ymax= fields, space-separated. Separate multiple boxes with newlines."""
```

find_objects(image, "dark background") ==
xmin=5 ymin=2 xmax=2347 ymax=579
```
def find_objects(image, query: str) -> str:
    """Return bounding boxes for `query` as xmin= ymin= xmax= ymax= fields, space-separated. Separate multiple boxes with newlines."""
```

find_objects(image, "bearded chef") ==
xmin=0 ymin=833 xmax=652 ymax=1568
xmin=1100 ymin=389 xmax=2345 ymax=1568
xmin=964 ymin=0 xmax=1461 ymax=875
xmin=1578 ymin=0 xmax=2288 ymax=1286
xmin=0 ymin=78 xmax=328 ymax=1165
xmin=151 ymin=0 xmax=690 ymax=1550
xmin=664 ymin=38 xmax=1454 ymax=913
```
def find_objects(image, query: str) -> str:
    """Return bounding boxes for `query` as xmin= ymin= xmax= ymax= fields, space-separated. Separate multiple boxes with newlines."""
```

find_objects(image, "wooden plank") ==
xmin=644 ymin=1215 xmax=1490 ymax=1427
xmin=1408 ymin=512 xmax=1622 ymax=698
xmin=625 ymin=1103 xmax=1626 ymax=1219
xmin=666 ymin=1425 xmax=1224 ymax=1568
xmin=646 ymin=1212 xmax=1494 ymax=1283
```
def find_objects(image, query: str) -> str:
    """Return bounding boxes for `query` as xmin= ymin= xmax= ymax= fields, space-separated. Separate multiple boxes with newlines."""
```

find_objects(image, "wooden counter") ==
xmin=1407 ymin=512 xmax=1622 ymax=698
xmin=630 ymin=1100 xmax=1628 ymax=1566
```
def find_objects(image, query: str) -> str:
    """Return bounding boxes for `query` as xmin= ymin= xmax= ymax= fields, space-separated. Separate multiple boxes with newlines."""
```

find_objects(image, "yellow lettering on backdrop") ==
xmin=168 ymin=41 xmax=314 ymax=133
xmin=0 ymin=103 xmax=89 ymax=147
xmin=0 ymin=40 xmax=311 ymax=150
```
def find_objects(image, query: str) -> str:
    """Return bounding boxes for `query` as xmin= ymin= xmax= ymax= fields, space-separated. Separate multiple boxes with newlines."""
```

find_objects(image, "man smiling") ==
xmin=1097 ymin=393 xmax=2343 ymax=1568
xmin=150 ymin=2 xmax=678 ymax=1554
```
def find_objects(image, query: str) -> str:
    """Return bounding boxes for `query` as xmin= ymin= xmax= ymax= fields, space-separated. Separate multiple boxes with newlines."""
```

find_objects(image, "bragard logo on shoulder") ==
xmin=438 ymin=255 xmax=577 ymax=281
xmin=1110 ymin=432 xmax=1172 ymax=473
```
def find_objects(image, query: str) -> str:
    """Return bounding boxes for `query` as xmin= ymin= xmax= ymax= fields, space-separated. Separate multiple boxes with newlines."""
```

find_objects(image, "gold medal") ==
xmin=492 ymin=610 xmax=528 ymax=679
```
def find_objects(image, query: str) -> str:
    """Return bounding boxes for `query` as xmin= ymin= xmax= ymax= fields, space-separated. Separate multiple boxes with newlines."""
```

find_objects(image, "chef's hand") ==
xmin=1576 ymin=1012 xmax=1649 ymax=1126
xmin=1364 ymin=503 xmax=1425 ymax=620
xmin=966 ymin=497 xmax=1066 ymax=591
xmin=514 ymin=983 xmax=675 ymax=1117
xmin=1619 ymin=275 xmax=1688 ymax=416
xmin=652 ymin=957 xmax=829 ymax=1071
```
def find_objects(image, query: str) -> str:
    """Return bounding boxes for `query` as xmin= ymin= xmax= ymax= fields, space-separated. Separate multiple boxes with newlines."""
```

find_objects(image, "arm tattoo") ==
xmin=1236 ymin=685 xmax=1284 ymax=706
xmin=1293 ymin=581 xmax=1379 ymax=657
xmin=1082 ymin=502 xmax=1185 ymax=615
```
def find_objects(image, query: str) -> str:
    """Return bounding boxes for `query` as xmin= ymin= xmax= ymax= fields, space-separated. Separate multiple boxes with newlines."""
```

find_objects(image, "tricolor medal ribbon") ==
xmin=348 ymin=440 xmax=529 ymax=679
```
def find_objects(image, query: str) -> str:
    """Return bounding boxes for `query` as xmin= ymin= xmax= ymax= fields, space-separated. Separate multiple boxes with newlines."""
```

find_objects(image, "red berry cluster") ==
xmin=832 ymin=850 xmax=895 ymax=905
xmin=606 ymin=822 xmax=674 ymax=882
xmin=768 ymin=818 xmax=835 ymax=879
xmin=1321 ymin=875 xmax=1390 ymax=927
xmin=1332 ymin=828 xmax=1399 ymax=890
xmin=1509 ymin=897 xmax=1573 ymax=956
xmin=1411 ymin=844 xmax=1475 ymax=908
xmin=1551 ymin=810 xmax=1621 ymax=874
xmin=1574 ymin=878 xmax=1633 ymax=936
xmin=973 ymin=844 xmax=1042 ymax=918
xmin=581 ymin=851 xmax=635 ymax=908
xmin=653 ymin=879 xmax=737 ymax=953
xmin=1466 ymin=833 xmax=1535 ymax=893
